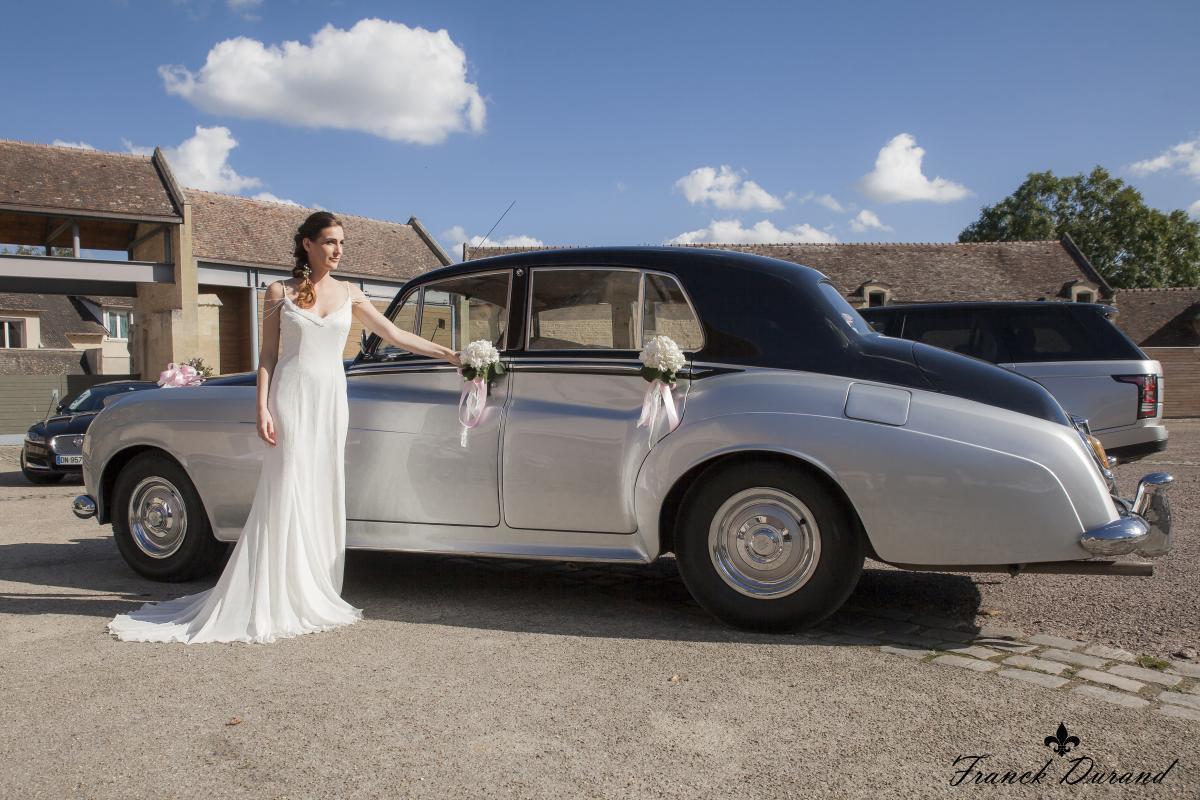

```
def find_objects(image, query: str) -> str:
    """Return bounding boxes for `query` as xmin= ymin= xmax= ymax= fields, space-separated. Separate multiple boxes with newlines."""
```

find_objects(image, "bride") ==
xmin=107 ymin=211 xmax=461 ymax=644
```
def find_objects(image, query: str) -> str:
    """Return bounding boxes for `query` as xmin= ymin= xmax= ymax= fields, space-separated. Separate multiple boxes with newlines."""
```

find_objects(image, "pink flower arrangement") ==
xmin=157 ymin=362 xmax=204 ymax=388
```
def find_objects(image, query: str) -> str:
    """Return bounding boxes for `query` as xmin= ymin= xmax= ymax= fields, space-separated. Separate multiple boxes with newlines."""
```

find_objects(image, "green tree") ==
xmin=958 ymin=167 xmax=1200 ymax=288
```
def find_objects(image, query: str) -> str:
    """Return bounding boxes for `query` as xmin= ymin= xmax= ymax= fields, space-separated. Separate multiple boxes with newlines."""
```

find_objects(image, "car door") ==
xmin=501 ymin=266 xmax=702 ymax=533
xmin=345 ymin=270 xmax=512 ymax=526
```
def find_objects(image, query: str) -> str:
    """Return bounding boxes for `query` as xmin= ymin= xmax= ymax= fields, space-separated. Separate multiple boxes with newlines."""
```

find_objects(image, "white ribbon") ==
xmin=636 ymin=378 xmax=680 ymax=447
xmin=458 ymin=376 xmax=487 ymax=447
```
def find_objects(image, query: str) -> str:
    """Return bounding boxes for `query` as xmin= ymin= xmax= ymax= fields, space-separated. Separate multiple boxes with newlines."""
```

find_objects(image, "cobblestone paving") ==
xmin=437 ymin=552 xmax=1200 ymax=722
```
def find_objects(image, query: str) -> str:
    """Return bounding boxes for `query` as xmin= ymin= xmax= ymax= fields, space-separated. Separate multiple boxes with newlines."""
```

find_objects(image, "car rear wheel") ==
xmin=674 ymin=461 xmax=865 ymax=632
xmin=111 ymin=452 xmax=229 ymax=582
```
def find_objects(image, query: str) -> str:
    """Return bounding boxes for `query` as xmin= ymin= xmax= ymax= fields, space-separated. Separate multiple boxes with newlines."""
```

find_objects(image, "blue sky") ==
xmin=3 ymin=0 xmax=1198 ymax=258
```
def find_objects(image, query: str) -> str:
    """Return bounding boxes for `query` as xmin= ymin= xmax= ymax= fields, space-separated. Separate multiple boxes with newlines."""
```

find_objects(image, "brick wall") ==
xmin=1143 ymin=347 xmax=1200 ymax=418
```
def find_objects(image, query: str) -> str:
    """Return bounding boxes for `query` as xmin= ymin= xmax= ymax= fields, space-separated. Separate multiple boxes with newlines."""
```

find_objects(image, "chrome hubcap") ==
xmin=708 ymin=487 xmax=821 ymax=598
xmin=127 ymin=476 xmax=188 ymax=559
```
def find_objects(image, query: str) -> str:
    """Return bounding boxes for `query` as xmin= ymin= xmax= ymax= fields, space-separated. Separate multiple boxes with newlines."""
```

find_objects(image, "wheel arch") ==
xmin=656 ymin=449 xmax=877 ymax=560
xmin=98 ymin=445 xmax=188 ymax=525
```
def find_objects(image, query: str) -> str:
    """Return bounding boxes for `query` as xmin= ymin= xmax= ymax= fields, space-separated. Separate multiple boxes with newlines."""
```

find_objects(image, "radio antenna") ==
xmin=476 ymin=200 xmax=516 ymax=249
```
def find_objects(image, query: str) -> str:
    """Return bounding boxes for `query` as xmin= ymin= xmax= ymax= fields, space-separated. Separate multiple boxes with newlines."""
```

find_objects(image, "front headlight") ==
xmin=26 ymin=430 xmax=44 ymax=444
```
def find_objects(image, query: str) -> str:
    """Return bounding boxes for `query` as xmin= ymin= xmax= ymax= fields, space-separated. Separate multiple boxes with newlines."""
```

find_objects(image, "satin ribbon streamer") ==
xmin=636 ymin=378 xmax=680 ymax=447
xmin=458 ymin=376 xmax=488 ymax=447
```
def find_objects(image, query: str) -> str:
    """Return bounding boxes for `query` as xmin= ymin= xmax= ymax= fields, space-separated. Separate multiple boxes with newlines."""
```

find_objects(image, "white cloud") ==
xmin=252 ymin=191 xmax=301 ymax=206
xmin=441 ymin=225 xmax=543 ymax=259
xmin=666 ymin=219 xmax=838 ymax=245
xmin=1189 ymin=200 xmax=1200 ymax=218
xmin=227 ymin=0 xmax=261 ymax=16
xmin=159 ymin=19 xmax=486 ymax=145
xmin=812 ymin=193 xmax=846 ymax=213
xmin=52 ymin=139 xmax=95 ymax=150
xmin=859 ymin=133 xmax=970 ymax=203
xmin=849 ymin=209 xmax=892 ymax=233
xmin=125 ymin=126 xmax=262 ymax=193
xmin=675 ymin=165 xmax=784 ymax=211
xmin=1129 ymin=137 xmax=1200 ymax=181
xmin=798 ymin=192 xmax=847 ymax=213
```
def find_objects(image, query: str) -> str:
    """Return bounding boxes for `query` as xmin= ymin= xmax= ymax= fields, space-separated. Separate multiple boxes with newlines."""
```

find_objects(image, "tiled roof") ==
xmin=465 ymin=240 xmax=1103 ymax=303
xmin=1112 ymin=287 xmax=1200 ymax=346
xmin=187 ymin=189 xmax=450 ymax=281
xmin=0 ymin=292 xmax=106 ymax=347
xmin=0 ymin=139 xmax=180 ymax=220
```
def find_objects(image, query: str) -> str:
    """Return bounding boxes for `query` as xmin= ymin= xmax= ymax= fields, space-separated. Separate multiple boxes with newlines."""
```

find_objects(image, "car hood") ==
xmin=29 ymin=412 xmax=97 ymax=437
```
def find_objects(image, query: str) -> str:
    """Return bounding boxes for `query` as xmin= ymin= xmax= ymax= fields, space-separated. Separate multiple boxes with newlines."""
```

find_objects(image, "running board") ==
xmin=887 ymin=560 xmax=1153 ymax=577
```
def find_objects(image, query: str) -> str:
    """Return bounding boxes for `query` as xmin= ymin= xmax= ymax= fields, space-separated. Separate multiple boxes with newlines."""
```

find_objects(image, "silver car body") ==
xmin=75 ymin=248 xmax=1173 ymax=579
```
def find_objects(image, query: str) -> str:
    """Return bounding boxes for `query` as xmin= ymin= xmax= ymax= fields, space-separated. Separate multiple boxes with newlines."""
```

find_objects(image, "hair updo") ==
xmin=291 ymin=211 xmax=344 ymax=309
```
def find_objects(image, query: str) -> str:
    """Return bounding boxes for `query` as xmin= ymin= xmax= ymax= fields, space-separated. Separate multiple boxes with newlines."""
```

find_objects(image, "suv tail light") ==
xmin=1113 ymin=374 xmax=1159 ymax=419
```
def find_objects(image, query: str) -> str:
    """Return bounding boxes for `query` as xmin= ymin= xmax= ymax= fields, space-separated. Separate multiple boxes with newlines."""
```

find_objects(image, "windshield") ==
xmin=67 ymin=385 xmax=138 ymax=413
xmin=817 ymin=282 xmax=874 ymax=336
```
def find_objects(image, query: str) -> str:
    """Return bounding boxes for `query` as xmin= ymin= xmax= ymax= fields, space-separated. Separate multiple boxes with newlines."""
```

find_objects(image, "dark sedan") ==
xmin=21 ymin=380 xmax=158 ymax=484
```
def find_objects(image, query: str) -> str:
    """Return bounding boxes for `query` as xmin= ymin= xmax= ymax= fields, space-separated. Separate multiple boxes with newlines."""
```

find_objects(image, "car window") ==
xmin=905 ymin=312 xmax=976 ymax=356
xmin=988 ymin=307 xmax=1145 ymax=362
xmin=528 ymin=268 xmax=641 ymax=350
xmin=816 ymin=283 xmax=875 ymax=337
xmin=375 ymin=271 xmax=511 ymax=359
xmin=642 ymin=273 xmax=703 ymax=350
xmin=373 ymin=288 xmax=420 ymax=359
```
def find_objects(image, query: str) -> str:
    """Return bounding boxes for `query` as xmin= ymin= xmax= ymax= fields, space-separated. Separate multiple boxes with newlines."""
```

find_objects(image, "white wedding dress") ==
xmin=107 ymin=285 xmax=364 ymax=644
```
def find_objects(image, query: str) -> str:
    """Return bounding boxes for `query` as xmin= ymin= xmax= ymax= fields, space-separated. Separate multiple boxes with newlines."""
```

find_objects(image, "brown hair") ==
xmin=291 ymin=211 xmax=344 ymax=308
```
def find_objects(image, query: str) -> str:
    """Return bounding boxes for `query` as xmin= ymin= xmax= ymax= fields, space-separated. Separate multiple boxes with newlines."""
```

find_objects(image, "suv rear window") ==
xmin=986 ymin=307 xmax=1144 ymax=362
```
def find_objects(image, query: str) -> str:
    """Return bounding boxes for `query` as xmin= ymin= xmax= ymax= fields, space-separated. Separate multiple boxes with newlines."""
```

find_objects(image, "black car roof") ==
xmin=409 ymin=246 xmax=829 ymax=288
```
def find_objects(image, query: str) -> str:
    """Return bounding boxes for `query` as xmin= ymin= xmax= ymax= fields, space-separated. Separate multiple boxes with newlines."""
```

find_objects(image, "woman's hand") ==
xmin=257 ymin=407 xmax=276 ymax=446
xmin=445 ymin=348 xmax=462 ymax=368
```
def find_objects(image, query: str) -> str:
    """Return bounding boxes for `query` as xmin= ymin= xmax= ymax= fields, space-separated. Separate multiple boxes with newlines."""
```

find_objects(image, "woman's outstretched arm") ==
xmin=348 ymin=285 xmax=461 ymax=366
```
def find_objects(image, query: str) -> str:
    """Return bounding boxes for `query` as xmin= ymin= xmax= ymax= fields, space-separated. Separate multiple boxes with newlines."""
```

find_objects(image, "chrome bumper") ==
xmin=72 ymin=494 xmax=97 ymax=520
xmin=1079 ymin=473 xmax=1173 ymax=557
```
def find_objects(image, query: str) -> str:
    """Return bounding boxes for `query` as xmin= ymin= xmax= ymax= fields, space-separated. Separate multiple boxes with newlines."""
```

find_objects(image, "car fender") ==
xmin=636 ymin=370 xmax=1115 ymax=565
xmin=86 ymin=386 xmax=261 ymax=535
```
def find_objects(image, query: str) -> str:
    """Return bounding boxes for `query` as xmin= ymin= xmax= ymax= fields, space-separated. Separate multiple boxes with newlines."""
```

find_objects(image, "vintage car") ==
xmin=71 ymin=247 xmax=1175 ymax=632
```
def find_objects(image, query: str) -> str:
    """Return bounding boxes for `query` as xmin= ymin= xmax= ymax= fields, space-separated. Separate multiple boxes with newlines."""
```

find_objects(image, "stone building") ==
xmin=0 ymin=138 xmax=450 ymax=431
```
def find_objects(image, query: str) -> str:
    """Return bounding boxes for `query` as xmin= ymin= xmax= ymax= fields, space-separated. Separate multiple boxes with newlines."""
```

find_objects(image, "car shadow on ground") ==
xmin=0 ymin=532 xmax=984 ymax=644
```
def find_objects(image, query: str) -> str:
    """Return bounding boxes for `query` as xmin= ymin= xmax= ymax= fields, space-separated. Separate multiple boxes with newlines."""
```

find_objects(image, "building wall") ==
xmin=1143 ymin=347 xmax=1200 ymax=419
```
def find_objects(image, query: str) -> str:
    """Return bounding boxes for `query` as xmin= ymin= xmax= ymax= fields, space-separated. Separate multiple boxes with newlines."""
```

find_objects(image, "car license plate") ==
xmin=56 ymin=455 xmax=83 ymax=465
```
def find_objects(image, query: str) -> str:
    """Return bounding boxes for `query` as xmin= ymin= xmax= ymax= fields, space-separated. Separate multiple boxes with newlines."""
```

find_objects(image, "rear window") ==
xmin=988 ymin=307 xmax=1144 ymax=362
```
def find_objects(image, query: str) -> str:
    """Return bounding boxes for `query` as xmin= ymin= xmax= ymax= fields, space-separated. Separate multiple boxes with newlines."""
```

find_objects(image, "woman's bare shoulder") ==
xmin=344 ymin=282 xmax=369 ymax=304
xmin=265 ymin=279 xmax=293 ymax=301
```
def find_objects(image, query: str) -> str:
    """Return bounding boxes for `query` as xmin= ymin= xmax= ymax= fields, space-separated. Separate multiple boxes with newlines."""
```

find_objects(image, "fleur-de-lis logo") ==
xmin=1044 ymin=722 xmax=1081 ymax=757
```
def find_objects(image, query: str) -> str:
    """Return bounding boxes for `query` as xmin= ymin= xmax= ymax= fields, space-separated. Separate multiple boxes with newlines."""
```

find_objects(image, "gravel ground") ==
xmin=1 ymin=427 xmax=1197 ymax=798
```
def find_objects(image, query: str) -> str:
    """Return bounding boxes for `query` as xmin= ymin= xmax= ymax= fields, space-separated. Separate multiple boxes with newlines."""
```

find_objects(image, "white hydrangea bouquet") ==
xmin=636 ymin=335 xmax=685 ymax=446
xmin=457 ymin=339 xmax=505 ymax=447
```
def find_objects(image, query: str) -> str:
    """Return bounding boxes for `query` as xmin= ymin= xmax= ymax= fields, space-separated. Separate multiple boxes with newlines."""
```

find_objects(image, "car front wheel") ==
xmin=111 ymin=452 xmax=229 ymax=582
xmin=674 ymin=461 xmax=865 ymax=632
